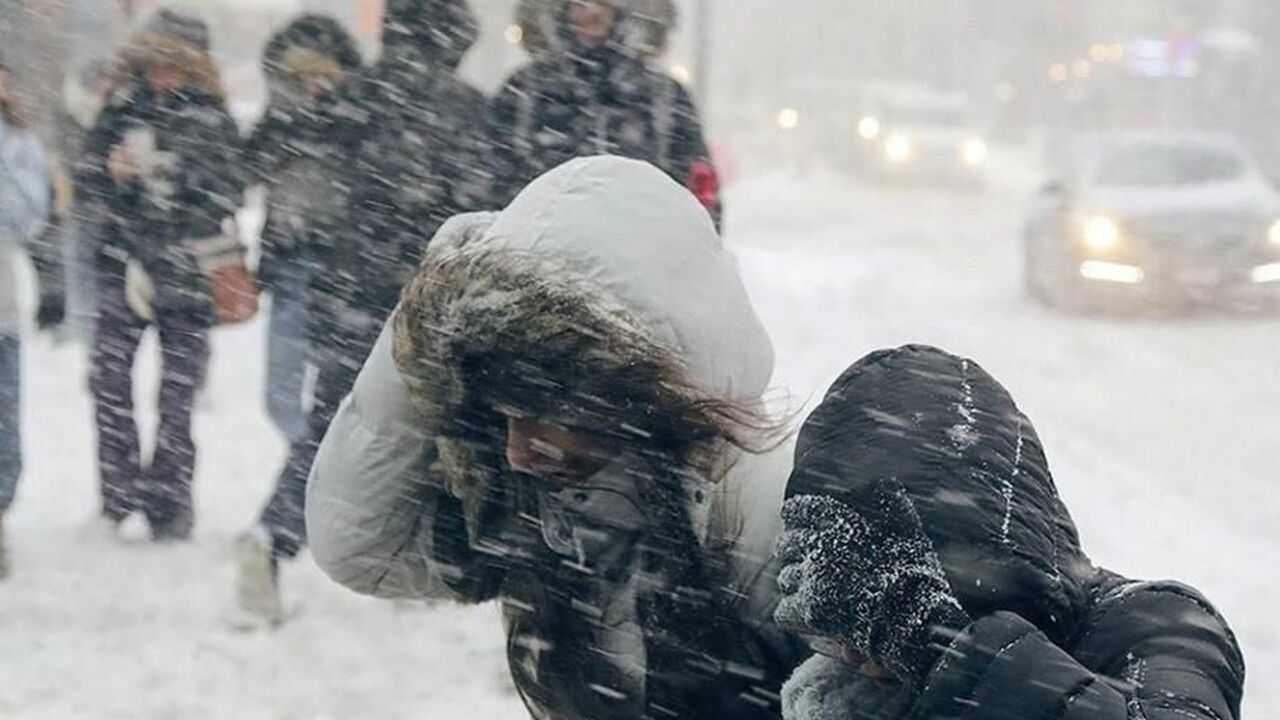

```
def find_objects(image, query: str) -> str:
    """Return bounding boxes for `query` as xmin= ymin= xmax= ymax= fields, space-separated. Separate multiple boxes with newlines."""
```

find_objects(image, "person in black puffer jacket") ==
xmin=489 ymin=0 xmax=722 ymax=222
xmin=245 ymin=13 xmax=360 ymax=445
xmin=231 ymin=13 xmax=361 ymax=627
xmin=775 ymin=345 xmax=1245 ymax=720
xmin=229 ymin=0 xmax=488 ymax=627
xmin=76 ymin=8 xmax=242 ymax=541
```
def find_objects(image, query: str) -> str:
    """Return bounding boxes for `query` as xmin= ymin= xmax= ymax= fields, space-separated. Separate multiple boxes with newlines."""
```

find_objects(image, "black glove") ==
xmin=35 ymin=293 xmax=66 ymax=331
xmin=774 ymin=480 xmax=971 ymax=688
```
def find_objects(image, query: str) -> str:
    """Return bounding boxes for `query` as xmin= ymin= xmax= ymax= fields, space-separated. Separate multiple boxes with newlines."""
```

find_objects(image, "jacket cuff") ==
xmin=914 ymin=611 xmax=1125 ymax=719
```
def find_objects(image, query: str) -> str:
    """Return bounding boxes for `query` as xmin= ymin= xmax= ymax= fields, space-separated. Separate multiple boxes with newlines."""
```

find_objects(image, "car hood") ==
xmin=1080 ymin=179 xmax=1280 ymax=222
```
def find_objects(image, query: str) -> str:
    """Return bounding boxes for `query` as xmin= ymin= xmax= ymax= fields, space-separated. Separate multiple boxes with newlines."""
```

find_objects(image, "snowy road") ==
xmin=2 ymin=156 xmax=1276 ymax=717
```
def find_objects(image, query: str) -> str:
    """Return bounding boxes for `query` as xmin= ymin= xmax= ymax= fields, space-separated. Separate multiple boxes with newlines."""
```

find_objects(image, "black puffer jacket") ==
xmin=314 ymin=0 xmax=488 ymax=345
xmin=77 ymin=30 xmax=241 ymax=313
xmin=243 ymin=14 xmax=360 ymax=291
xmin=488 ymin=0 xmax=720 ymax=220
xmin=782 ymin=346 xmax=1245 ymax=720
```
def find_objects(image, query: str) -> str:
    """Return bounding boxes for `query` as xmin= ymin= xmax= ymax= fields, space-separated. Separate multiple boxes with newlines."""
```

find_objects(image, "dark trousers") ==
xmin=90 ymin=289 xmax=211 ymax=531
xmin=259 ymin=324 xmax=373 ymax=558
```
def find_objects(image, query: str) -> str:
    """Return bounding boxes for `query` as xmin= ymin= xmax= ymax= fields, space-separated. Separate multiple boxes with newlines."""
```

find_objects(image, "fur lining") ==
xmin=113 ymin=33 xmax=224 ymax=100
xmin=393 ymin=235 xmax=705 ymax=534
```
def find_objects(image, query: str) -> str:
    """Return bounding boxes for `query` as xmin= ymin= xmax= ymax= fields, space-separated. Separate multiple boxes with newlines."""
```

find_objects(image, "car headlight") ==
xmin=885 ymin=134 xmax=913 ymax=163
xmin=1268 ymin=219 xmax=1280 ymax=246
xmin=1082 ymin=215 xmax=1122 ymax=251
xmin=962 ymin=138 xmax=988 ymax=166
xmin=777 ymin=107 xmax=800 ymax=131
xmin=857 ymin=116 xmax=881 ymax=140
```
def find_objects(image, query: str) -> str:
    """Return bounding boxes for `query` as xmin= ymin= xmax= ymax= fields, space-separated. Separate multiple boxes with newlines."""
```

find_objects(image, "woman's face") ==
xmin=505 ymin=415 xmax=621 ymax=490
xmin=147 ymin=63 xmax=189 ymax=95
xmin=567 ymin=1 xmax=617 ymax=48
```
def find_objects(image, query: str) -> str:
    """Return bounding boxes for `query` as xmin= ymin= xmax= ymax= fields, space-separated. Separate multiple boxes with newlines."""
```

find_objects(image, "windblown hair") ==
xmin=393 ymin=244 xmax=777 ymax=492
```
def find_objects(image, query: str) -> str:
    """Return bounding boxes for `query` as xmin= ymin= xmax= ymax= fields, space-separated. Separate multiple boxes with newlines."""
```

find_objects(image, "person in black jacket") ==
xmin=774 ymin=345 xmax=1245 ymax=720
xmin=76 ymin=8 xmax=242 ymax=541
xmin=245 ymin=13 xmax=360 ymax=447
xmin=231 ymin=13 xmax=361 ymax=627
xmin=489 ymin=0 xmax=722 ymax=220
xmin=231 ymin=0 xmax=488 ymax=626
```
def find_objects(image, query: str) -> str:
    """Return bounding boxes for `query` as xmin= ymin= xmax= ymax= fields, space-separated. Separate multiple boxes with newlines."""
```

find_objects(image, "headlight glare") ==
xmin=1268 ymin=219 xmax=1280 ymax=246
xmin=962 ymin=138 xmax=988 ymax=166
xmin=857 ymin=116 xmax=881 ymax=140
xmin=1082 ymin=215 xmax=1122 ymax=251
xmin=885 ymin=134 xmax=913 ymax=163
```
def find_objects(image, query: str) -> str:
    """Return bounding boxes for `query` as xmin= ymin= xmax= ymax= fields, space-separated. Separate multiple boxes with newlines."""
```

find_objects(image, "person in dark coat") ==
xmin=774 ymin=345 xmax=1245 ymax=720
xmin=489 ymin=0 xmax=722 ymax=220
xmin=231 ymin=12 xmax=361 ymax=627
xmin=76 ymin=8 xmax=242 ymax=541
xmin=245 ymin=13 xmax=360 ymax=446
xmin=231 ymin=0 xmax=488 ymax=626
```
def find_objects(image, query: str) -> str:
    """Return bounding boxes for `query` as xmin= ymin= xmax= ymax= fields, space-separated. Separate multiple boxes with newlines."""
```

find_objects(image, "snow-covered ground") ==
xmin=2 ymin=153 xmax=1276 ymax=718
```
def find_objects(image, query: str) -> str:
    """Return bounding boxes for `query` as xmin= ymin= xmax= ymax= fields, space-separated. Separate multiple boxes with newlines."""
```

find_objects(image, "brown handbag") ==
xmin=191 ymin=228 xmax=260 ymax=326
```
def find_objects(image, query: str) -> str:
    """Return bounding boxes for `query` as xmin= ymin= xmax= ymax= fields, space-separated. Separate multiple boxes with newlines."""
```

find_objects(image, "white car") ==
xmin=853 ymin=84 xmax=988 ymax=186
xmin=1024 ymin=132 xmax=1280 ymax=311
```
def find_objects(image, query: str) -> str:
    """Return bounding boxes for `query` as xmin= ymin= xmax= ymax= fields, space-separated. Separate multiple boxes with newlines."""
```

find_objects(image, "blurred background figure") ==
xmin=0 ymin=55 xmax=53 ymax=580
xmin=76 ymin=7 xmax=243 ymax=542
xmin=50 ymin=57 xmax=113 ymax=343
xmin=230 ymin=0 xmax=487 ymax=627
xmin=233 ymin=12 xmax=361 ymax=628
xmin=490 ymin=0 xmax=721 ymax=220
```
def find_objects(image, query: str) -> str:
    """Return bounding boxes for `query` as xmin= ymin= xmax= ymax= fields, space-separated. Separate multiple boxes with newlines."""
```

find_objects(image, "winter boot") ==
xmin=230 ymin=526 xmax=285 ymax=630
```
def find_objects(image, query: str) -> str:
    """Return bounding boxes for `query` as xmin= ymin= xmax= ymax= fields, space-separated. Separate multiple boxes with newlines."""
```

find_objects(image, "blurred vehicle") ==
xmin=1024 ymin=131 xmax=1280 ymax=311
xmin=853 ymin=83 xmax=988 ymax=187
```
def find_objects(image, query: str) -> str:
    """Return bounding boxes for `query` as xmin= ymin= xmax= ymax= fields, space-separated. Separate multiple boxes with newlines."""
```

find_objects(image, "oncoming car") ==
xmin=853 ymin=84 xmax=988 ymax=186
xmin=1024 ymin=131 xmax=1280 ymax=311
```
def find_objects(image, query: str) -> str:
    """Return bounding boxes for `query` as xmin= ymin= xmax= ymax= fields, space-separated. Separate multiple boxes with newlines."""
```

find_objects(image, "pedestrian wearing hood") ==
xmin=244 ymin=13 xmax=360 ymax=447
xmin=775 ymin=346 xmax=1245 ymax=720
xmin=76 ymin=8 xmax=243 ymax=541
xmin=231 ymin=12 xmax=362 ymax=627
xmin=307 ymin=157 xmax=805 ymax=718
xmin=0 ymin=57 xmax=54 ymax=578
xmin=490 ymin=0 xmax=721 ymax=221
xmin=230 ymin=0 xmax=488 ymax=625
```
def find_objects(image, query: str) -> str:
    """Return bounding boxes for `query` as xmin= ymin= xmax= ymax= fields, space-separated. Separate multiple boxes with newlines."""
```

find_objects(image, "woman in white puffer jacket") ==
xmin=306 ymin=156 xmax=805 ymax=719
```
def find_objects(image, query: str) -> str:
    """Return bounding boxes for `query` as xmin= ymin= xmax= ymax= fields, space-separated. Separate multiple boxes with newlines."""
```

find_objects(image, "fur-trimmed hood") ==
xmin=391 ymin=157 xmax=776 ymax=547
xmin=111 ymin=25 xmax=224 ymax=100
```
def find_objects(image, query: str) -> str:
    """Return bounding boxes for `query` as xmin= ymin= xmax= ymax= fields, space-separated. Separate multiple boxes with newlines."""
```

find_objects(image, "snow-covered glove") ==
xmin=774 ymin=481 xmax=971 ymax=688
xmin=124 ymin=259 xmax=156 ymax=323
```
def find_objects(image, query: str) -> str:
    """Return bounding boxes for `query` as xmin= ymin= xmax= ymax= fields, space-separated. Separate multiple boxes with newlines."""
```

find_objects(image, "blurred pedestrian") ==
xmin=76 ymin=8 xmax=243 ymax=541
xmin=775 ymin=346 xmax=1245 ymax=720
xmin=231 ymin=0 xmax=488 ymax=626
xmin=53 ymin=58 xmax=114 ymax=342
xmin=490 ymin=0 xmax=722 ymax=221
xmin=307 ymin=157 xmax=806 ymax=718
xmin=246 ymin=14 xmax=360 ymax=447
xmin=0 ymin=56 xmax=55 ymax=579
xmin=232 ymin=12 xmax=360 ymax=627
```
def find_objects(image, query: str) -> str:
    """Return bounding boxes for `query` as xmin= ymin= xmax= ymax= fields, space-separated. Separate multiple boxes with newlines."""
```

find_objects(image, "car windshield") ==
xmin=1092 ymin=142 xmax=1248 ymax=187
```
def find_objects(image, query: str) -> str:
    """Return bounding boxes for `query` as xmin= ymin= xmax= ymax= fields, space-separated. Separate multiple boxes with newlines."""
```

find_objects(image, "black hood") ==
xmin=786 ymin=345 xmax=1095 ymax=644
xmin=382 ymin=0 xmax=478 ymax=70
xmin=262 ymin=14 xmax=361 ymax=81
xmin=542 ymin=0 xmax=634 ymax=67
